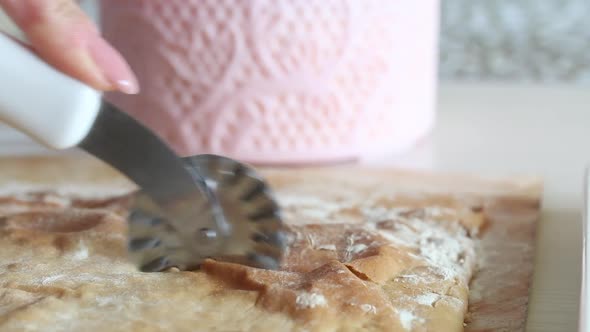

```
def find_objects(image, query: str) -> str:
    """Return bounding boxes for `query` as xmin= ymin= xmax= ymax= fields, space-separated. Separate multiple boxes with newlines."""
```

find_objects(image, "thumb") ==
xmin=0 ymin=0 xmax=139 ymax=94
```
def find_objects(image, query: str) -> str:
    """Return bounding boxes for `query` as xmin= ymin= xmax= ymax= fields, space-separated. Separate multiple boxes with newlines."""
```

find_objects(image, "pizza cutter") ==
xmin=128 ymin=154 xmax=286 ymax=272
xmin=0 ymin=32 xmax=286 ymax=271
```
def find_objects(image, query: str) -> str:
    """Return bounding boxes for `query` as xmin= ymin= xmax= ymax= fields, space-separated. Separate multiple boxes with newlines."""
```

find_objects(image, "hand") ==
xmin=0 ymin=0 xmax=139 ymax=94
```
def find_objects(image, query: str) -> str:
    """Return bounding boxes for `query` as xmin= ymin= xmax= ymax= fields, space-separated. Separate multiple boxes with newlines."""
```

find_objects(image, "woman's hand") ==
xmin=0 ymin=0 xmax=139 ymax=94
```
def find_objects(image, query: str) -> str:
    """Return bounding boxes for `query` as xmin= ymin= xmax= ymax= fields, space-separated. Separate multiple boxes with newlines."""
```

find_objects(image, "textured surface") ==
xmin=440 ymin=0 xmax=590 ymax=83
xmin=100 ymin=0 xmax=438 ymax=162
xmin=0 ymin=157 xmax=541 ymax=331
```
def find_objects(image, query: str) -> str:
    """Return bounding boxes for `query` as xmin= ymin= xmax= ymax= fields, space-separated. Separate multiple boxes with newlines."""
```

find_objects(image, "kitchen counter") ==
xmin=0 ymin=83 xmax=587 ymax=330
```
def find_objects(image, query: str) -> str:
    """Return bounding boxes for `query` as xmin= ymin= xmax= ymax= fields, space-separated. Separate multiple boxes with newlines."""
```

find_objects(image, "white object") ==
xmin=0 ymin=32 xmax=101 ymax=149
xmin=582 ymin=169 xmax=589 ymax=332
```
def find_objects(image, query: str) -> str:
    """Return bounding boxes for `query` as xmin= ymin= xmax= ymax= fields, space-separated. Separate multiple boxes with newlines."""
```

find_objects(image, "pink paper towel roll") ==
xmin=101 ymin=0 xmax=439 ymax=164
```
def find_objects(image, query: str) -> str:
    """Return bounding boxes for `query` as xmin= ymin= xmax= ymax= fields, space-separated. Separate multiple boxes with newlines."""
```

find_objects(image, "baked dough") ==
xmin=0 ymin=158 xmax=541 ymax=332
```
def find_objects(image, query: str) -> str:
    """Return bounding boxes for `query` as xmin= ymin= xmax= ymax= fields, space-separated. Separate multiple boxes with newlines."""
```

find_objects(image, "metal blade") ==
xmin=127 ymin=154 xmax=287 ymax=272
xmin=79 ymin=102 xmax=230 ymax=246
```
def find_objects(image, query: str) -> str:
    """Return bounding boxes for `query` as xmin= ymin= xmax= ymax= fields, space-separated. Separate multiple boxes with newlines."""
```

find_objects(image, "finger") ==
xmin=0 ymin=0 xmax=139 ymax=94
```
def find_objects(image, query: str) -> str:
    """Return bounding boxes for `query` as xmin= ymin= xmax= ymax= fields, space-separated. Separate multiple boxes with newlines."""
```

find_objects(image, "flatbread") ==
xmin=0 ymin=157 xmax=542 ymax=331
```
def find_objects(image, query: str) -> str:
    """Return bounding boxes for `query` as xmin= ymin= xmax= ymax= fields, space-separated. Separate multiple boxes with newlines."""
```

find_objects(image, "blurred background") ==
xmin=439 ymin=0 xmax=590 ymax=83
xmin=76 ymin=0 xmax=590 ymax=84
xmin=7 ymin=0 xmax=587 ymax=84
xmin=0 ymin=0 xmax=588 ymax=155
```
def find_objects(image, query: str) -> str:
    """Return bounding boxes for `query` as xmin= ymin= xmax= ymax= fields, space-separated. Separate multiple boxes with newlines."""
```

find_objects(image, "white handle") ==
xmin=0 ymin=32 xmax=101 ymax=149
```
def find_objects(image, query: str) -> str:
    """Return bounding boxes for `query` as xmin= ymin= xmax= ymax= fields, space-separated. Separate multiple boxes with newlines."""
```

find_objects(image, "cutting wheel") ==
xmin=127 ymin=154 xmax=287 ymax=272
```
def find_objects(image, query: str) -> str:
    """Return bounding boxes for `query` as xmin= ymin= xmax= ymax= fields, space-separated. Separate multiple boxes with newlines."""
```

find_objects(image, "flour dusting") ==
xmin=42 ymin=274 xmax=65 ymax=285
xmin=414 ymin=293 xmax=440 ymax=307
xmin=344 ymin=234 xmax=370 ymax=261
xmin=317 ymin=244 xmax=336 ymax=251
xmin=362 ymin=206 xmax=474 ymax=284
xmin=360 ymin=304 xmax=377 ymax=314
xmin=349 ymin=244 xmax=367 ymax=254
xmin=96 ymin=296 xmax=115 ymax=307
xmin=72 ymin=241 xmax=89 ymax=260
xmin=277 ymin=190 xmax=479 ymax=328
xmin=397 ymin=309 xmax=424 ymax=330
xmin=296 ymin=292 xmax=327 ymax=309
xmin=279 ymin=195 xmax=344 ymax=221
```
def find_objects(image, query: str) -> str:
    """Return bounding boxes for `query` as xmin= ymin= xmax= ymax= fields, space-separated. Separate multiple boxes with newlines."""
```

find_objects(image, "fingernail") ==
xmin=86 ymin=35 xmax=139 ymax=94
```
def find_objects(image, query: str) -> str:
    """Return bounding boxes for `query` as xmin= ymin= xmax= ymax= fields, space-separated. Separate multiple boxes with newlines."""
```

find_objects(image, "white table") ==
xmin=0 ymin=83 xmax=586 ymax=331
xmin=389 ymin=83 xmax=589 ymax=331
